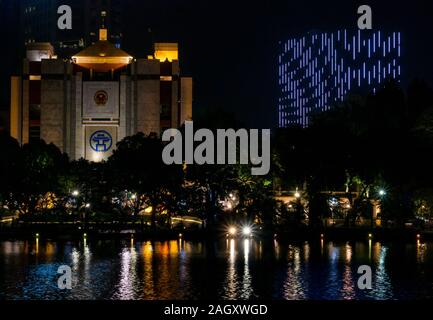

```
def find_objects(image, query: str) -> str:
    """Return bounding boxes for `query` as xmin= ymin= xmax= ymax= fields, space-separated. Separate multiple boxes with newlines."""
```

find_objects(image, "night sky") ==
xmin=1 ymin=0 xmax=433 ymax=129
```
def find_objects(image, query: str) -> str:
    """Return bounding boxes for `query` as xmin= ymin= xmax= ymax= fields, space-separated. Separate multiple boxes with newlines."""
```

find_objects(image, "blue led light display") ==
xmin=278 ymin=30 xmax=401 ymax=127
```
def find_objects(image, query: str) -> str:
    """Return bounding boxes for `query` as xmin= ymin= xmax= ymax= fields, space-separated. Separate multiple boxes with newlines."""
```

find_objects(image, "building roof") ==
xmin=73 ymin=40 xmax=131 ymax=59
xmin=72 ymin=38 xmax=133 ymax=72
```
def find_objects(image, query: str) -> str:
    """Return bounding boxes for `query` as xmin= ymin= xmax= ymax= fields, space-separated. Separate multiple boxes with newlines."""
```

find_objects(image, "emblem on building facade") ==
xmin=94 ymin=90 xmax=108 ymax=106
xmin=90 ymin=130 xmax=113 ymax=152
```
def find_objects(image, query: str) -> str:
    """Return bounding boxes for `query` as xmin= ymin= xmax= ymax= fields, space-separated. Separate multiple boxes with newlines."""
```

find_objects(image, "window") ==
xmin=160 ymin=105 xmax=171 ymax=120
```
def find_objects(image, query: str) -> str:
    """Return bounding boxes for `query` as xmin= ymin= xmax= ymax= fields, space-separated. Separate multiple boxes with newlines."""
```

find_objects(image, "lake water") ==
xmin=0 ymin=238 xmax=432 ymax=300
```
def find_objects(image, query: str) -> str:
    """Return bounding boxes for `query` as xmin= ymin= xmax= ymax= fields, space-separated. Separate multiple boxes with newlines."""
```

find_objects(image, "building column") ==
xmin=10 ymin=76 xmax=22 ymax=144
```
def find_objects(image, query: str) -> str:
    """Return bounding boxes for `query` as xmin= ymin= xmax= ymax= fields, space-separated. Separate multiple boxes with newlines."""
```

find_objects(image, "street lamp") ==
xmin=228 ymin=227 xmax=237 ymax=236
xmin=71 ymin=190 xmax=80 ymax=217
xmin=379 ymin=189 xmax=386 ymax=196
xmin=243 ymin=226 xmax=252 ymax=237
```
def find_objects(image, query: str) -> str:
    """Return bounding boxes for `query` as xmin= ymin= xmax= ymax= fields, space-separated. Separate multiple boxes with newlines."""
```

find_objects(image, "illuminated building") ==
xmin=278 ymin=30 xmax=402 ymax=127
xmin=10 ymin=15 xmax=193 ymax=162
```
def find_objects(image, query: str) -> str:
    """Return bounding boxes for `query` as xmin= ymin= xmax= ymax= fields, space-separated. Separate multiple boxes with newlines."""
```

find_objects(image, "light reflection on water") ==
xmin=283 ymin=245 xmax=306 ymax=300
xmin=0 ymin=239 xmax=432 ymax=300
xmin=222 ymin=239 xmax=238 ymax=299
xmin=241 ymin=239 xmax=254 ymax=299
xmin=341 ymin=243 xmax=355 ymax=300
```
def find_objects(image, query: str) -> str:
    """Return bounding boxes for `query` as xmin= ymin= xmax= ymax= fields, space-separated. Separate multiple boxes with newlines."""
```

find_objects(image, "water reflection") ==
xmin=223 ymin=239 xmax=238 ymax=299
xmin=303 ymin=242 xmax=310 ymax=263
xmin=0 ymin=239 xmax=430 ymax=300
xmin=417 ymin=241 xmax=426 ymax=263
xmin=258 ymin=241 xmax=263 ymax=260
xmin=369 ymin=239 xmax=372 ymax=261
xmin=325 ymin=242 xmax=340 ymax=299
xmin=369 ymin=243 xmax=393 ymax=300
xmin=345 ymin=243 xmax=352 ymax=263
xmin=241 ymin=239 xmax=254 ymax=299
xmin=113 ymin=246 xmax=138 ymax=299
xmin=341 ymin=243 xmax=355 ymax=300
xmin=283 ymin=245 xmax=306 ymax=299
xmin=142 ymin=241 xmax=156 ymax=299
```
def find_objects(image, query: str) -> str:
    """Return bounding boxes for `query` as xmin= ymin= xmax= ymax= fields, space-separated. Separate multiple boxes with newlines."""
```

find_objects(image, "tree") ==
xmin=109 ymin=133 xmax=183 ymax=230
xmin=7 ymin=140 xmax=68 ymax=215
xmin=0 ymin=132 xmax=20 ymax=209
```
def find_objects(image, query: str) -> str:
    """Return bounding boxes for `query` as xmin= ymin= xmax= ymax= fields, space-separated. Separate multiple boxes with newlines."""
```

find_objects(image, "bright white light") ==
xmin=131 ymin=194 xmax=137 ymax=200
xmin=85 ymin=203 xmax=91 ymax=208
xmin=243 ymin=226 xmax=252 ymax=236
xmin=72 ymin=190 xmax=79 ymax=197
xmin=329 ymin=197 xmax=338 ymax=207
xmin=228 ymin=227 xmax=237 ymax=236
xmin=295 ymin=192 xmax=301 ymax=198
xmin=92 ymin=152 xmax=103 ymax=163
xmin=379 ymin=189 xmax=386 ymax=196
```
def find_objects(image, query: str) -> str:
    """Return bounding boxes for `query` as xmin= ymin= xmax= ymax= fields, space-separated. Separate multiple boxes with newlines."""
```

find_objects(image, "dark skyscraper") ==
xmin=278 ymin=29 xmax=402 ymax=128
xmin=20 ymin=0 xmax=123 ymax=56
xmin=0 ymin=0 xmax=20 ymax=131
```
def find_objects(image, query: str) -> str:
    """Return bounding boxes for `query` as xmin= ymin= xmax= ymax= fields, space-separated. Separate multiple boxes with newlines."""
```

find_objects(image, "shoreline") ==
xmin=0 ymin=226 xmax=431 ymax=242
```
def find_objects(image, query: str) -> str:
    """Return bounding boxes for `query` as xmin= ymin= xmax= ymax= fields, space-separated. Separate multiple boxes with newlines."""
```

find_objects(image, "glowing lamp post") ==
xmin=243 ymin=226 xmax=252 ymax=237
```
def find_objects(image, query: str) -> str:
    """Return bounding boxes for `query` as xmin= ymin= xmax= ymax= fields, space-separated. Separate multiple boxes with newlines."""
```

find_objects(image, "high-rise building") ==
xmin=10 ymin=22 xmax=193 ymax=162
xmin=0 ymin=0 xmax=20 ymax=114
xmin=21 ymin=0 xmax=123 ymax=56
xmin=0 ymin=110 xmax=8 ymax=132
xmin=278 ymin=30 xmax=402 ymax=127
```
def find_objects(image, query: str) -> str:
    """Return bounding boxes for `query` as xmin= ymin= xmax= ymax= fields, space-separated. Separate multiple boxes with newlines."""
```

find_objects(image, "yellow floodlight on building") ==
xmin=154 ymin=43 xmax=178 ymax=62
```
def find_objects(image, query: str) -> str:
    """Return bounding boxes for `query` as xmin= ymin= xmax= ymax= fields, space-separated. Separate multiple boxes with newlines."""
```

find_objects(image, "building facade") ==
xmin=10 ymin=27 xmax=193 ymax=162
xmin=278 ymin=30 xmax=402 ymax=127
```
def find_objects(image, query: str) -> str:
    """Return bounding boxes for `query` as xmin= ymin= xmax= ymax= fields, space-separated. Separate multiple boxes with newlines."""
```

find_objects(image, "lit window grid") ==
xmin=278 ymin=30 xmax=401 ymax=128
